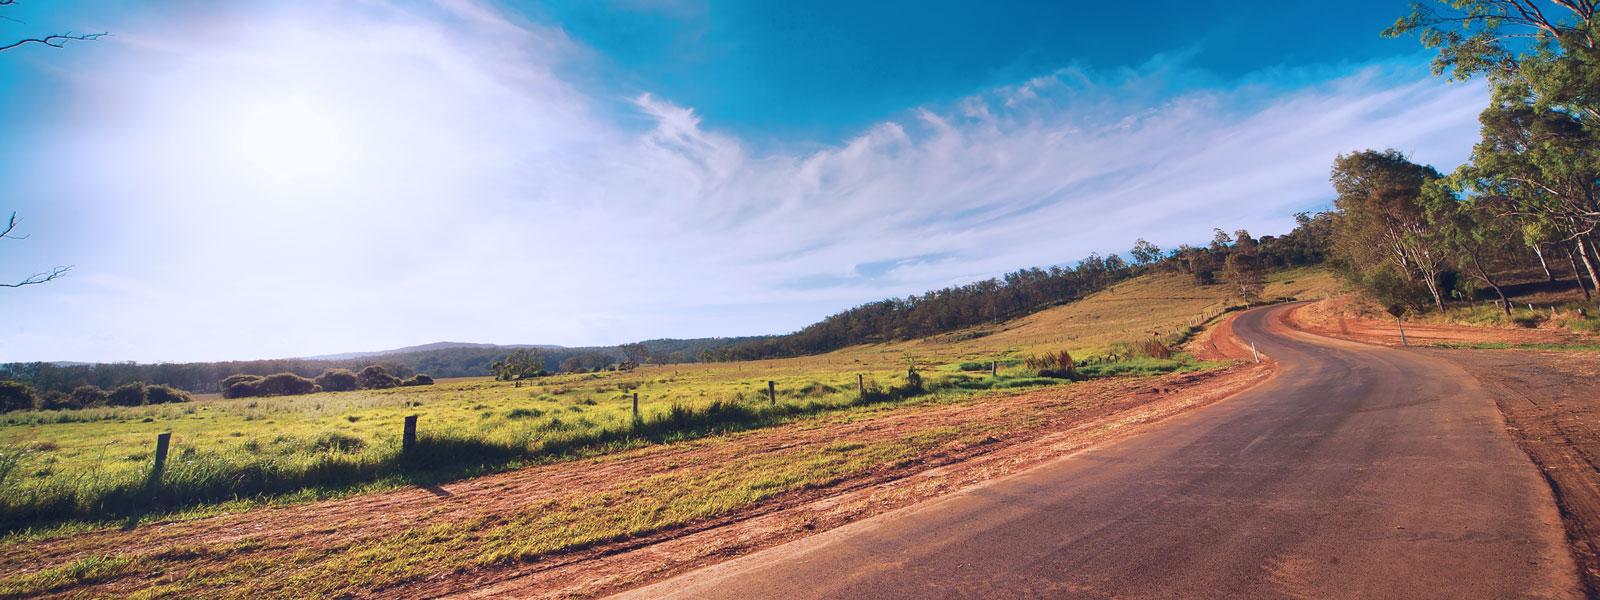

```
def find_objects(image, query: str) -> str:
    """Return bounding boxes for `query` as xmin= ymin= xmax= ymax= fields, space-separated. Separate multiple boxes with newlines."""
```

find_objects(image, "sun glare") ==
xmin=225 ymin=94 xmax=354 ymax=183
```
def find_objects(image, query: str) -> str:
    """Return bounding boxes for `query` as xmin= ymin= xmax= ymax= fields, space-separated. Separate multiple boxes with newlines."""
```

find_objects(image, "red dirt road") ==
xmin=618 ymin=304 xmax=1582 ymax=599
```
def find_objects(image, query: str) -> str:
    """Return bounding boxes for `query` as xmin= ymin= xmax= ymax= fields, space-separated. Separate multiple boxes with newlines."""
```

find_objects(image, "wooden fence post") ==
xmin=991 ymin=361 xmax=997 ymax=377
xmin=151 ymin=432 xmax=172 ymax=482
xmin=768 ymin=380 xmax=776 ymax=405
xmin=632 ymin=393 xmax=640 ymax=422
xmin=857 ymin=373 xmax=864 ymax=399
xmin=402 ymin=415 xmax=418 ymax=456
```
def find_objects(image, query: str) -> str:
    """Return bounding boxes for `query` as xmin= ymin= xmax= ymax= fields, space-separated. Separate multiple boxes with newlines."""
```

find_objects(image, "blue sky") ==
xmin=534 ymin=0 xmax=1416 ymax=140
xmin=0 ymin=1 xmax=1486 ymax=362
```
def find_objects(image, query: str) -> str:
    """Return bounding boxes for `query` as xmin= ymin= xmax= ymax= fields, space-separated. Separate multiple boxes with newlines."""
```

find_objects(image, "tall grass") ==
xmin=0 ymin=372 xmax=1036 ymax=532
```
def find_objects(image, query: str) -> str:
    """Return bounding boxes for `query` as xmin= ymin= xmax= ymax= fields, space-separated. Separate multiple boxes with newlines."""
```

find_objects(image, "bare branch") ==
xmin=0 ymin=32 xmax=107 ymax=53
xmin=0 ymin=265 xmax=72 ymax=288
xmin=0 ymin=212 xmax=23 ymax=240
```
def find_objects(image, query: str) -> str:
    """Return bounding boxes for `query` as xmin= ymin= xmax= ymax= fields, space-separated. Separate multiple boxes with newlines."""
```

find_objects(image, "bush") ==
xmin=220 ymin=374 xmax=263 ymax=389
xmin=957 ymin=362 xmax=990 ymax=372
xmin=253 ymin=373 xmax=319 ymax=397
xmin=144 ymin=385 xmax=191 ymax=405
xmin=71 ymin=385 xmax=108 ymax=408
xmin=224 ymin=381 xmax=260 ymax=399
xmin=106 ymin=383 xmax=147 ymax=407
xmin=1107 ymin=338 xmax=1173 ymax=361
xmin=358 ymin=365 xmax=401 ymax=390
xmin=38 ymin=391 xmax=74 ymax=410
xmin=0 ymin=381 xmax=35 ymax=413
xmin=400 ymin=374 xmax=434 ymax=387
xmin=315 ymin=369 xmax=361 ymax=392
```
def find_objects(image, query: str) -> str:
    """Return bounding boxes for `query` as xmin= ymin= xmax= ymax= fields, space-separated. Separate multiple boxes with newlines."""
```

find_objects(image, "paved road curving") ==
xmin=615 ymin=303 xmax=1581 ymax=599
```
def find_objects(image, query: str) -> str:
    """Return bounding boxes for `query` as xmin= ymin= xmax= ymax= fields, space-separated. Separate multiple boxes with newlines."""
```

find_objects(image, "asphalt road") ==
xmin=616 ymin=304 xmax=1581 ymax=599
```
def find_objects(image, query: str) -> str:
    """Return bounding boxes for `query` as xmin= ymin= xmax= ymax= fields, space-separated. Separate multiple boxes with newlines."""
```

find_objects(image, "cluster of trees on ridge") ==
xmin=1328 ymin=2 xmax=1600 ymax=316
xmin=0 ymin=380 xmax=190 ymax=414
xmin=703 ymin=215 xmax=1333 ymax=362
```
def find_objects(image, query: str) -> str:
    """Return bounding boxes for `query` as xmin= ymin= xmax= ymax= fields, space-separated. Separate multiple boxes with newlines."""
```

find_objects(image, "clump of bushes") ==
xmin=0 ymin=380 xmax=192 ymax=413
xmin=71 ymin=385 xmax=107 ymax=407
xmin=1024 ymin=350 xmax=1078 ymax=379
xmin=358 ymin=365 xmax=401 ymax=390
xmin=1107 ymin=338 xmax=1173 ymax=361
xmin=107 ymin=383 xmax=147 ymax=407
xmin=218 ymin=365 xmax=432 ymax=399
xmin=314 ymin=369 xmax=361 ymax=392
xmin=0 ymin=381 xmax=34 ymax=413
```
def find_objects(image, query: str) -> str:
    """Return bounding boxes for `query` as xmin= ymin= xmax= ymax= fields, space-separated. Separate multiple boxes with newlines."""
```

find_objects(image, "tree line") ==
xmin=1329 ymin=1 xmax=1600 ymax=315
xmin=704 ymin=216 xmax=1332 ymax=362
xmin=0 ymin=337 xmax=772 ymax=395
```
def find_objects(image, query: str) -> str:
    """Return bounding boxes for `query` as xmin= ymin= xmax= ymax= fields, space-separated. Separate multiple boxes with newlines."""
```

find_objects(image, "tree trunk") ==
xmin=1578 ymin=239 xmax=1600 ymax=309
xmin=1533 ymin=244 xmax=1555 ymax=282
xmin=1568 ymin=244 xmax=1593 ymax=301
xmin=1470 ymin=252 xmax=1511 ymax=316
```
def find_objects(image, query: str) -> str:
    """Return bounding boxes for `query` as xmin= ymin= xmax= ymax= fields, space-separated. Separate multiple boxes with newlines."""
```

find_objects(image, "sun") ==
xmin=225 ymin=94 xmax=355 ymax=184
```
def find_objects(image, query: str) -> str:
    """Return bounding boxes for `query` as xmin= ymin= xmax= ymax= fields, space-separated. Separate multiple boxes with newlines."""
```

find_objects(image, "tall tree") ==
xmin=1330 ymin=150 xmax=1452 ymax=311
xmin=1425 ymin=181 xmax=1518 ymax=314
xmin=1129 ymin=239 xmax=1162 ymax=266
xmin=1222 ymin=252 xmax=1266 ymax=303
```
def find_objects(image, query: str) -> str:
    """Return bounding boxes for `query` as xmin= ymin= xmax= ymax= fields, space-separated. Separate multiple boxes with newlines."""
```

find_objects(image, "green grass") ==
xmin=0 ymin=554 xmax=134 ymax=597
xmin=0 ymin=268 xmax=1339 ymax=538
xmin=0 ymin=369 xmax=1072 ymax=533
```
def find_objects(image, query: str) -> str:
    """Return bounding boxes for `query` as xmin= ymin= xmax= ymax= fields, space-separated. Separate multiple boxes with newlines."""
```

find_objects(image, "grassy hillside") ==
xmin=0 ymin=267 xmax=1337 ymax=533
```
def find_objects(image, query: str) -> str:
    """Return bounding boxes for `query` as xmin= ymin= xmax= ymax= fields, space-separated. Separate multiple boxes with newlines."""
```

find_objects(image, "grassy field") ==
xmin=0 ymin=267 xmax=1337 ymax=535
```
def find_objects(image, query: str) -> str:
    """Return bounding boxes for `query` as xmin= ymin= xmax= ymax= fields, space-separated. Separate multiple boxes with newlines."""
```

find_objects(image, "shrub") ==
xmin=253 ymin=373 xmax=320 ymax=397
xmin=0 ymin=381 xmax=35 ymax=413
xmin=144 ymin=385 xmax=191 ymax=405
xmin=310 ymin=431 xmax=365 ymax=454
xmin=38 ymin=391 xmax=74 ymax=410
xmin=957 ymin=362 xmax=990 ymax=372
xmin=1108 ymin=338 xmax=1173 ymax=361
xmin=314 ymin=369 xmax=361 ymax=392
xmin=221 ymin=374 xmax=263 ymax=389
xmin=224 ymin=381 xmax=260 ymax=399
xmin=106 ymin=383 xmax=147 ymax=407
xmin=358 ymin=365 xmax=401 ymax=390
xmin=400 ymin=374 xmax=434 ymax=387
xmin=71 ymin=385 xmax=108 ymax=408
xmin=1024 ymin=350 xmax=1077 ymax=380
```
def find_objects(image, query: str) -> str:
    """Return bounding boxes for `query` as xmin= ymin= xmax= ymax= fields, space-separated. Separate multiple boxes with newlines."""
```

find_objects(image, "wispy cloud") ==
xmin=0 ymin=0 xmax=1485 ymax=362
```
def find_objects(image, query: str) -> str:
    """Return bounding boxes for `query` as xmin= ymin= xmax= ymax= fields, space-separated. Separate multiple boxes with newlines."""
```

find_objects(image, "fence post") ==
xmin=991 ymin=361 xmax=997 ymax=377
xmin=151 ymin=432 xmax=172 ymax=482
xmin=857 ymin=373 xmax=864 ymax=399
xmin=632 ymin=392 xmax=640 ymax=422
xmin=768 ymin=380 xmax=776 ymax=405
xmin=402 ymin=415 xmax=418 ymax=456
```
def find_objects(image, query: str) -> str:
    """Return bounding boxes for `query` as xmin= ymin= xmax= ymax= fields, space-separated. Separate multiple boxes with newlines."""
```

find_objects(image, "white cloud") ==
xmin=0 ymin=0 xmax=1486 ymax=362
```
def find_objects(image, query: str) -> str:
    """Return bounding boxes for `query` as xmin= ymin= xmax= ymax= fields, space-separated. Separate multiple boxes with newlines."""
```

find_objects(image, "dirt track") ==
xmin=1 ymin=318 xmax=1269 ymax=598
xmin=620 ymin=304 xmax=1580 ymax=599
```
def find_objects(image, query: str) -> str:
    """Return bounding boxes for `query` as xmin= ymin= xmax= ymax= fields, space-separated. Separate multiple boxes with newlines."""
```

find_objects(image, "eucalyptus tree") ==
xmin=1330 ymin=150 xmax=1452 ymax=311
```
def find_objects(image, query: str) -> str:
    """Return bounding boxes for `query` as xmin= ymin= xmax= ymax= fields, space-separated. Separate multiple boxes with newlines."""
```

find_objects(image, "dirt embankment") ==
xmin=1289 ymin=296 xmax=1592 ymax=347
xmin=2 ymin=318 xmax=1271 ymax=599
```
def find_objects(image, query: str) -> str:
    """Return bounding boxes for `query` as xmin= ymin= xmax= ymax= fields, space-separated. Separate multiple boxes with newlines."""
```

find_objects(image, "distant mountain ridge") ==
xmin=300 ymin=341 xmax=563 ymax=361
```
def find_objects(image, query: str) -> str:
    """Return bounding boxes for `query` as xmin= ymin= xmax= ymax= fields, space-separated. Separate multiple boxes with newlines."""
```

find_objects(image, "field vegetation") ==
xmin=0 ymin=268 xmax=1330 ymax=535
